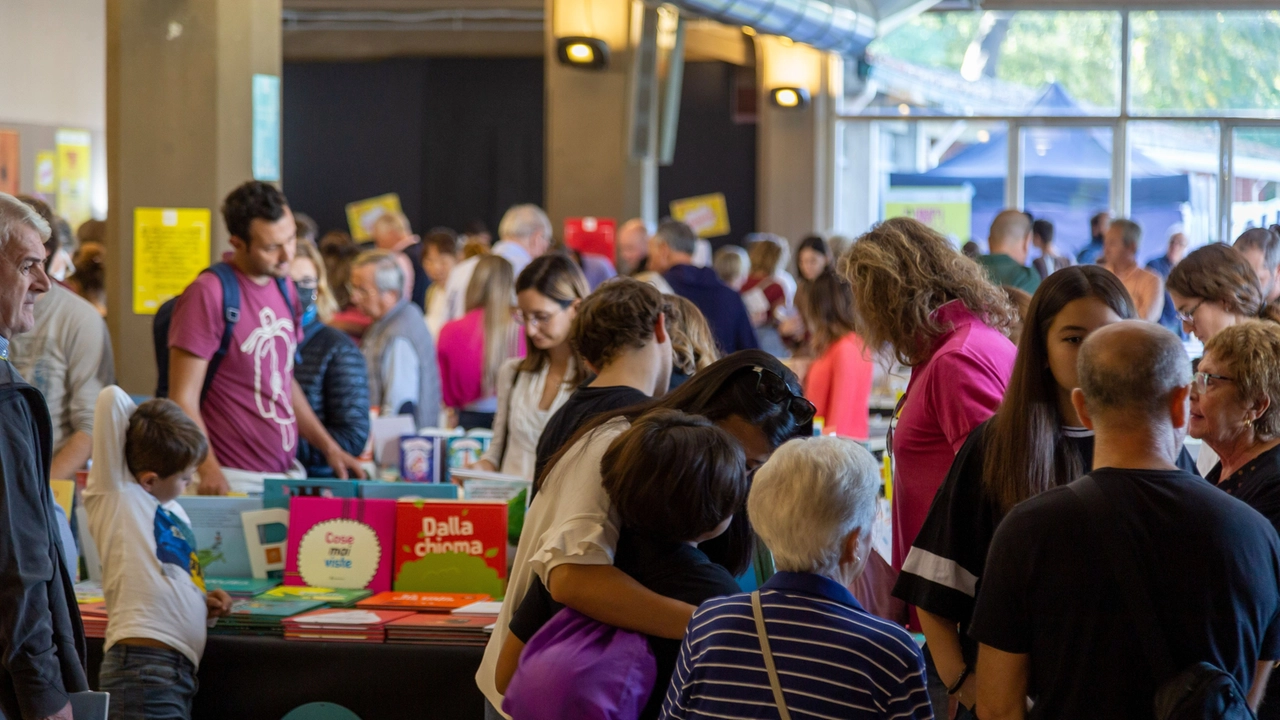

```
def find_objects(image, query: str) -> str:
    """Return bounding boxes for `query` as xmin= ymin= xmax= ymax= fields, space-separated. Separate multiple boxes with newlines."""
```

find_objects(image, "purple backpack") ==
xmin=502 ymin=609 xmax=657 ymax=720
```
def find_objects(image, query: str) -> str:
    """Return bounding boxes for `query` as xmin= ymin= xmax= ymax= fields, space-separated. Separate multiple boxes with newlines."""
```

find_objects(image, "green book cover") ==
xmin=254 ymin=586 xmax=372 ymax=607
xmin=207 ymin=578 xmax=282 ymax=596
xmin=226 ymin=598 xmax=327 ymax=619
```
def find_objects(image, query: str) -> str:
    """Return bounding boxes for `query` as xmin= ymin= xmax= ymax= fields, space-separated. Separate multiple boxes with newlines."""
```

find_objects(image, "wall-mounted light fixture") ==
xmin=770 ymin=87 xmax=810 ymax=109
xmin=556 ymin=37 xmax=610 ymax=70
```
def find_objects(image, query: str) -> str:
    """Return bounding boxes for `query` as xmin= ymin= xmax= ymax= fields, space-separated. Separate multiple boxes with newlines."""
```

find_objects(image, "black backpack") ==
xmin=153 ymin=262 xmax=294 ymax=399
xmin=1071 ymin=475 xmax=1256 ymax=720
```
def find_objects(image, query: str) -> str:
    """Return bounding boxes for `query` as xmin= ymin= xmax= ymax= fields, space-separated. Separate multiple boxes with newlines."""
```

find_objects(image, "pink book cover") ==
xmin=285 ymin=497 xmax=396 ymax=593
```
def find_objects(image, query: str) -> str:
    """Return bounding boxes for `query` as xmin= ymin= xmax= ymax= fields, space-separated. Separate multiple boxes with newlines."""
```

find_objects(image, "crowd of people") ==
xmin=5 ymin=178 xmax=1280 ymax=720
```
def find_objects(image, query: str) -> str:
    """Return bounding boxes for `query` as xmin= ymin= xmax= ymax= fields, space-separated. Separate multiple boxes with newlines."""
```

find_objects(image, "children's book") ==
xmin=256 ymin=585 xmax=372 ymax=607
xmin=455 ymin=470 xmax=530 ymax=546
xmin=263 ymin=478 xmax=359 ymax=510
xmin=356 ymin=591 xmax=491 ymax=612
xmin=206 ymin=577 xmax=281 ymax=598
xmin=285 ymin=497 xmax=396 ymax=593
xmin=175 ymin=496 xmax=263 ymax=578
xmin=359 ymin=482 xmax=460 ymax=501
xmin=392 ymin=499 xmax=508 ymax=596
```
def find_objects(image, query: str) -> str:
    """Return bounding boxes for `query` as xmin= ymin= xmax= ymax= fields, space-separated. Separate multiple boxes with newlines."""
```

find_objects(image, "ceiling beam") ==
xmin=978 ymin=0 xmax=1280 ymax=8
xmin=283 ymin=29 xmax=543 ymax=60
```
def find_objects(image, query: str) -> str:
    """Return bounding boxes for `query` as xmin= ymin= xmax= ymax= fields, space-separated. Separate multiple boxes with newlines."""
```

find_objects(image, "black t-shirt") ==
xmin=1209 ymin=443 xmax=1280 ymax=536
xmin=970 ymin=467 xmax=1280 ymax=719
xmin=532 ymin=384 xmax=650 ymax=489
xmin=509 ymin=534 xmax=740 ymax=720
xmin=893 ymin=420 xmax=1199 ymax=666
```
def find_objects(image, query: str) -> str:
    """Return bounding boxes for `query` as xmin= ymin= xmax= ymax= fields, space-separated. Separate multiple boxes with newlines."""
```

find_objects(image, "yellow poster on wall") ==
xmin=345 ymin=193 xmax=403 ymax=242
xmin=133 ymin=208 xmax=211 ymax=315
xmin=56 ymin=129 xmax=92 ymax=228
xmin=883 ymin=186 xmax=974 ymax=244
xmin=35 ymin=151 xmax=56 ymax=193
xmin=669 ymin=192 xmax=730 ymax=239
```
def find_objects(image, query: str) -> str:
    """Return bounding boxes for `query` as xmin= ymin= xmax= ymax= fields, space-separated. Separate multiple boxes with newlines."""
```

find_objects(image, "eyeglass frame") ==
xmin=1192 ymin=371 xmax=1234 ymax=394
xmin=751 ymin=365 xmax=817 ymax=426
xmin=1177 ymin=299 xmax=1205 ymax=324
xmin=515 ymin=297 xmax=574 ymax=329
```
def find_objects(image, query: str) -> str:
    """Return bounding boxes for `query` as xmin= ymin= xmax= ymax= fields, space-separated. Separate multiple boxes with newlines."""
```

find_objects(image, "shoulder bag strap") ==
xmin=497 ymin=368 xmax=517 ymax=468
xmin=1069 ymin=475 xmax=1178 ymax=681
xmin=751 ymin=591 xmax=793 ymax=720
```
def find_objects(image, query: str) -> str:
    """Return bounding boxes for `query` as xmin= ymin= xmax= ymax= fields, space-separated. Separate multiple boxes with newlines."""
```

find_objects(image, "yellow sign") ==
xmin=883 ymin=186 xmax=973 ymax=243
xmin=50 ymin=479 xmax=75 ymax=518
xmin=133 ymin=208 xmax=212 ymax=315
xmin=345 ymin=193 xmax=403 ymax=242
xmin=55 ymin=129 xmax=93 ymax=228
xmin=35 ymin=151 xmax=56 ymax=193
xmin=669 ymin=192 xmax=730 ymax=239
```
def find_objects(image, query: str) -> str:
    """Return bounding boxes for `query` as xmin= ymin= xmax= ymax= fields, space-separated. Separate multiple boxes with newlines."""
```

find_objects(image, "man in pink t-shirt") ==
xmin=168 ymin=181 xmax=364 ymax=494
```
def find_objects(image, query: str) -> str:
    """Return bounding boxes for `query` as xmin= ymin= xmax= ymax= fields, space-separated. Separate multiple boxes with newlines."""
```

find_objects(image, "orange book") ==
xmin=356 ymin=591 xmax=491 ymax=612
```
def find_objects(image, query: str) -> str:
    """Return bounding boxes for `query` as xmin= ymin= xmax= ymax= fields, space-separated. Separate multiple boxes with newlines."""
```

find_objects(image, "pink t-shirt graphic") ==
xmin=169 ymin=266 xmax=301 ymax=473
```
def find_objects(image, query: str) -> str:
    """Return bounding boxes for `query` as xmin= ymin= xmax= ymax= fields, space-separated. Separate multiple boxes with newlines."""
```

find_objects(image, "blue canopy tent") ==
xmin=889 ymin=83 xmax=1191 ymax=262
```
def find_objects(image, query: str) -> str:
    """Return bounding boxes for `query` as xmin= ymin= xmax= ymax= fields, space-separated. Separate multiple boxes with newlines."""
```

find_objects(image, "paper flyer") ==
xmin=56 ymin=129 xmax=92 ymax=227
xmin=0 ymin=130 xmax=18 ymax=195
xmin=132 ymin=208 xmax=211 ymax=314
xmin=35 ymin=151 xmax=56 ymax=193
xmin=669 ymin=192 xmax=730 ymax=238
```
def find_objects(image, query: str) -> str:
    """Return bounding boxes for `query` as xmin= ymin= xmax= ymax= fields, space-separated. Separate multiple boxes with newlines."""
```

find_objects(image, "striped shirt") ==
xmin=661 ymin=572 xmax=933 ymax=720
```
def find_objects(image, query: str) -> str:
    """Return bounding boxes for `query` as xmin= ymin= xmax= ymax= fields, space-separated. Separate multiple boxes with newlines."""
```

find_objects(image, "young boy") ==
xmin=86 ymin=387 xmax=233 ymax=719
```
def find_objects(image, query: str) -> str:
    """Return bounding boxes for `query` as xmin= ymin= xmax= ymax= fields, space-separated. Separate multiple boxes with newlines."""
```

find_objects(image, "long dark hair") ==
xmin=537 ymin=350 xmax=812 ymax=575
xmin=981 ymin=266 xmax=1135 ymax=514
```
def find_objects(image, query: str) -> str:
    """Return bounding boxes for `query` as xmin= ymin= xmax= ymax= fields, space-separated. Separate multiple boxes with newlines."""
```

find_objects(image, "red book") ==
xmin=393 ymin=500 xmax=507 ymax=596
xmin=563 ymin=217 xmax=616 ymax=262
xmin=356 ymin=591 xmax=491 ymax=612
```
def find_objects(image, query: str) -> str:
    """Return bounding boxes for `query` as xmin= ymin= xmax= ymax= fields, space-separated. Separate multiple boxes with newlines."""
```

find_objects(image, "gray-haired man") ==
xmin=350 ymin=250 xmax=442 ymax=429
xmin=0 ymin=192 xmax=87 ymax=720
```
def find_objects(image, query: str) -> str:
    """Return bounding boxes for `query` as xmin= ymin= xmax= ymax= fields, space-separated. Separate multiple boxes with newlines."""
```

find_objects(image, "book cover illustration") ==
xmin=175 ymin=496 xmax=263 ymax=578
xmin=284 ymin=497 xmax=396 ymax=592
xmin=392 ymin=499 xmax=507 ymax=597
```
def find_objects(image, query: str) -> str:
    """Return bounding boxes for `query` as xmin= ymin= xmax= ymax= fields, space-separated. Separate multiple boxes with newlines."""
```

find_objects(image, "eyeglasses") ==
xmin=752 ymin=366 xmax=817 ymax=425
xmin=346 ymin=283 xmax=376 ymax=300
xmin=1177 ymin=299 xmax=1205 ymax=324
xmin=516 ymin=309 xmax=561 ymax=329
xmin=1193 ymin=371 xmax=1233 ymax=394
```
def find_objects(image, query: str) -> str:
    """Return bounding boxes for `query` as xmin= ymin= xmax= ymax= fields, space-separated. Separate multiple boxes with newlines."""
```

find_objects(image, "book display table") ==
xmin=86 ymin=635 xmax=486 ymax=720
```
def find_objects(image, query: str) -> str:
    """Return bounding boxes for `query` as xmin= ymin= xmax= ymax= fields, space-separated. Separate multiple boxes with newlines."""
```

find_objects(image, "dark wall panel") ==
xmin=283 ymin=58 xmax=544 ymax=238
xmin=659 ymin=62 xmax=757 ymax=249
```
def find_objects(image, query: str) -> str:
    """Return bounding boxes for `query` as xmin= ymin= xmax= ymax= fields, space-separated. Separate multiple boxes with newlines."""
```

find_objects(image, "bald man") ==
xmin=978 ymin=210 xmax=1040 ymax=293
xmin=617 ymin=218 xmax=650 ymax=275
xmin=973 ymin=321 xmax=1280 ymax=719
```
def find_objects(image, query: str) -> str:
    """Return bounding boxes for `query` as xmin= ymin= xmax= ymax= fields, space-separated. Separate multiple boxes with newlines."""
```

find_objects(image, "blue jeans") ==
xmin=98 ymin=645 xmax=198 ymax=720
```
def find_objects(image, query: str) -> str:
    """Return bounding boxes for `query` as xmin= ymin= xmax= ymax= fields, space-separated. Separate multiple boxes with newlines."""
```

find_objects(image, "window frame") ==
xmin=832 ymin=10 xmax=1280 ymax=243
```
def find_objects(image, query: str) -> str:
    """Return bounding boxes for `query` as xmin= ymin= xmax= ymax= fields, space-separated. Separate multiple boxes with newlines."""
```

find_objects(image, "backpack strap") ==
xmin=1069 ymin=475 xmax=1178 ymax=681
xmin=203 ymin=263 xmax=242 ymax=401
xmin=273 ymin=274 xmax=302 ymax=366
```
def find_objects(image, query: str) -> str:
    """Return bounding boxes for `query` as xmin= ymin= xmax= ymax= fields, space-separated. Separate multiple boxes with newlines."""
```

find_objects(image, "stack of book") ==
xmin=385 ymin=614 xmax=494 ymax=646
xmin=452 ymin=600 xmax=503 ymax=618
xmin=256 ymin=586 xmax=372 ymax=608
xmin=211 ymin=599 xmax=328 ymax=636
xmin=206 ymin=578 xmax=282 ymax=599
xmin=282 ymin=608 xmax=416 ymax=643
xmin=79 ymin=602 xmax=108 ymax=639
xmin=356 ymin=591 xmax=491 ymax=613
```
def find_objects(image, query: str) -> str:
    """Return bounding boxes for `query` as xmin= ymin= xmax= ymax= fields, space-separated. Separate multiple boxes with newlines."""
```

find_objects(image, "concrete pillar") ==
xmin=755 ymin=37 xmax=834 ymax=243
xmin=544 ymin=0 xmax=658 ymax=234
xmin=106 ymin=0 xmax=281 ymax=395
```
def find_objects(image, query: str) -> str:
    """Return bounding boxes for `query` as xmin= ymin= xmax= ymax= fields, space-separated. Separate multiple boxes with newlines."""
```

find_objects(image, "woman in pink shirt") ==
xmin=438 ymin=255 xmax=524 ymax=429
xmin=798 ymin=269 xmax=873 ymax=440
xmin=842 ymin=217 xmax=1017 ymax=616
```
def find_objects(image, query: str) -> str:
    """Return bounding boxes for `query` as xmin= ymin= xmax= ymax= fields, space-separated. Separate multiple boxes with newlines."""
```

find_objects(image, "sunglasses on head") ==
xmin=751 ymin=366 xmax=817 ymax=425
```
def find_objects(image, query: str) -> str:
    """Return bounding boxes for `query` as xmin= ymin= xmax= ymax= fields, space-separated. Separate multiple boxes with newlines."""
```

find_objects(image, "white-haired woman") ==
xmin=660 ymin=437 xmax=933 ymax=720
